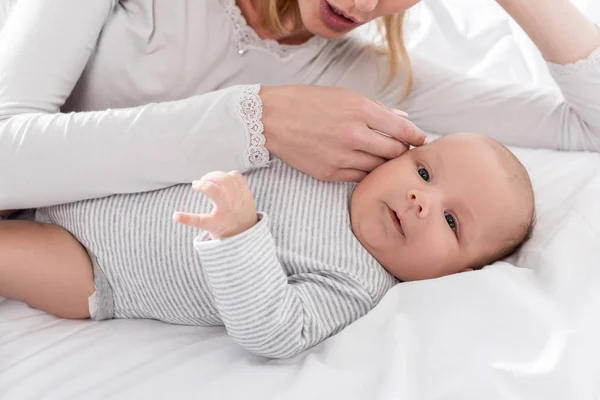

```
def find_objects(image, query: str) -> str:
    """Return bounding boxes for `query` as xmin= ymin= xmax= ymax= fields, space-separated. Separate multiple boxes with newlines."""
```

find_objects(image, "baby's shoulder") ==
xmin=325 ymin=256 xmax=397 ymax=306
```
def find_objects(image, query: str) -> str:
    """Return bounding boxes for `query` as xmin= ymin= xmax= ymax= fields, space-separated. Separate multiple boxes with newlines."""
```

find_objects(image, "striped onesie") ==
xmin=36 ymin=158 xmax=397 ymax=358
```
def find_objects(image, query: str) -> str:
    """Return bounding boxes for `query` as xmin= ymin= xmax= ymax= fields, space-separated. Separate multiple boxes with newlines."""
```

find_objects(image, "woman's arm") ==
xmin=0 ymin=86 xmax=264 ymax=209
xmin=0 ymin=0 xmax=267 ymax=210
xmin=496 ymin=0 xmax=600 ymax=64
xmin=0 ymin=0 xmax=116 ymax=118
xmin=0 ymin=0 xmax=426 ymax=209
xmin=368 ymin=1 xmax=600 ymax=152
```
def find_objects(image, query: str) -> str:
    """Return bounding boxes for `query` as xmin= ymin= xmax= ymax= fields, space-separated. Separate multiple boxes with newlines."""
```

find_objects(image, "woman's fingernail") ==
xmin=192 ymin=180 xmax=202 ymax=189
xmin=392 ymin=109 xmax=409 ymax=117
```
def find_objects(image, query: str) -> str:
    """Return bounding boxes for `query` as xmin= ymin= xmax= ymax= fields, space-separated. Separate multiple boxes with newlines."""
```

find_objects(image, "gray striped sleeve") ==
xmin=194 ymin=213 xmax=374 ymax=359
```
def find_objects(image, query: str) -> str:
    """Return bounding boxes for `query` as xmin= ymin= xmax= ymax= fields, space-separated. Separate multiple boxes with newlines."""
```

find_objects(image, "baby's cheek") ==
xmin=413 ymin=234 xmax=459 ymax=276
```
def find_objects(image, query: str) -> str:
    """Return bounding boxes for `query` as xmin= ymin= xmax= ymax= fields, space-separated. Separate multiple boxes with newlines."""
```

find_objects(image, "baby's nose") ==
xmin=407 ymin=189 xmax=431 ymax=219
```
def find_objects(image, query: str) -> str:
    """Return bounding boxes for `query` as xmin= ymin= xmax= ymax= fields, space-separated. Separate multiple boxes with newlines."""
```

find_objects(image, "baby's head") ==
xmin=350 ymin=132 xmax=535 ymax=281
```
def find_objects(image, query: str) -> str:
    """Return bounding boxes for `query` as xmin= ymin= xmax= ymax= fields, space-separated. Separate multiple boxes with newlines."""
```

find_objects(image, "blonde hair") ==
xmin=258 ymin=1 xmax=413 ymax=100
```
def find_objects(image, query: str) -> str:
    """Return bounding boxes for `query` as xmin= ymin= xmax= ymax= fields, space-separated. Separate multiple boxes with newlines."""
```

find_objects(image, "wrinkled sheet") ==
xmin=2 ymin=1 xmax=600 ymax=399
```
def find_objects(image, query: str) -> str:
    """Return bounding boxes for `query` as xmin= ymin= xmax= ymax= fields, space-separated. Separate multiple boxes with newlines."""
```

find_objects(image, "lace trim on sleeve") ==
xmin=548 ymin=45 xmax=600 ymax=78
xmin=238 ymin=84 xmax=270 ymax=168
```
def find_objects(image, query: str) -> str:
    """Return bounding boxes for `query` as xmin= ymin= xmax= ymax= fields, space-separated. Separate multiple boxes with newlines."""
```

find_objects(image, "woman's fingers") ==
xmin=371 ymin=99 xmax=409 ymax=118
xmin=344 ymin=151 xmax=387 ymax=172
xmin=357 ymin=128 xmax=411 ymax=160
xmin=392 ymin=108 xmax=409 ymax=117
xmin=364 ymin=101 xmax=427 ymax=147
xmin=334 ymin=169 xmax=368 ymax=182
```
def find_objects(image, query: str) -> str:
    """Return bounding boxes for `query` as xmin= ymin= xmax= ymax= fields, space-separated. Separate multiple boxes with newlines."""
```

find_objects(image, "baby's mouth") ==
xmin=387 ymin=206 xmax=405 ymax=236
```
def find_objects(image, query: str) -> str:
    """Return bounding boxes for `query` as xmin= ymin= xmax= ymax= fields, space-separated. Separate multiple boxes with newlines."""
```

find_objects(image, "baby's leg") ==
xmin=0 ymin=221 xmax=94 ymax=319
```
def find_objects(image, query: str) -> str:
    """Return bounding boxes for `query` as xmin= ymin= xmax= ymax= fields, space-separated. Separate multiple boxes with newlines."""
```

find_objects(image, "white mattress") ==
xmin=2 ymin=1 xmax=600 ymax=399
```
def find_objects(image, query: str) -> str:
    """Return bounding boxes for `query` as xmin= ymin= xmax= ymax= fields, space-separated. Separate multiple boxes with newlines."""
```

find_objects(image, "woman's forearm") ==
xmin=496 ymin=0 xmax=600 ymax=64
xmin=0 ymin=86 xmax=256 ymax=209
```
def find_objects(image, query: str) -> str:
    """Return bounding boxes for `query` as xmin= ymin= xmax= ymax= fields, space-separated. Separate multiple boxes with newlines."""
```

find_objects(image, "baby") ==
xmin=0 ymin=132 xmax=535 ymax=359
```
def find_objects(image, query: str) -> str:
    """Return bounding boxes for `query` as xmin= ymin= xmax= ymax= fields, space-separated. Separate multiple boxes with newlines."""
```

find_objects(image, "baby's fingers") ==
xmin=193 ymin=180 xmax=231 ymax=211
xmin=173 ymin=212 xmax=211 ymax=230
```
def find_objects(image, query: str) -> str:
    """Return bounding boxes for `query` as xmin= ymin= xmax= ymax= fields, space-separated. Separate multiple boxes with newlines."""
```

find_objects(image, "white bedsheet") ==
xmin=2 ymin=1 xmax=600 ymax=399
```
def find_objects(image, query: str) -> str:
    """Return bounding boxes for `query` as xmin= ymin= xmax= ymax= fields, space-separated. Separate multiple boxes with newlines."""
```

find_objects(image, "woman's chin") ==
xmin=313 ymin=29 xmax=347 ymax=39
xmin=303 ymin=18 xmax=350 ymax=39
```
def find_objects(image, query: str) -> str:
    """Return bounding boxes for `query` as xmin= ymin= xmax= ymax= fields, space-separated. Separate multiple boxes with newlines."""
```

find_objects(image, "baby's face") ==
xmin=350 ymin=133 xmax=524 ymax=281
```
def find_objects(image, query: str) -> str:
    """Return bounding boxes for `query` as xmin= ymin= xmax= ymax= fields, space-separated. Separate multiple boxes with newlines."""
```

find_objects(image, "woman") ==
xmin=0 ymin=0 xmax=599 ymax=213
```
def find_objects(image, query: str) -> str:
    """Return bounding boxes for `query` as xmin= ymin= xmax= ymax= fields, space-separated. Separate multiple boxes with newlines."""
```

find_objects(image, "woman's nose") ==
xmin=354 ymin=0 xmax=378 ymax=13
xmin=407 ymin=189 xmax=433 ymax=219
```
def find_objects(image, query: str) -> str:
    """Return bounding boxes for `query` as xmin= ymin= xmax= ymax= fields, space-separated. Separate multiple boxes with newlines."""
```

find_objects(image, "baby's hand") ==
xmin=173 ymin=171 xmax=257 ymax=240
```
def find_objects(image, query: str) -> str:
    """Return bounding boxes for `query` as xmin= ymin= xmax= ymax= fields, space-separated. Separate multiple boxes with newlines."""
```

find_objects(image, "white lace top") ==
xmin=0 ymin=0 xmax=600 ymax=209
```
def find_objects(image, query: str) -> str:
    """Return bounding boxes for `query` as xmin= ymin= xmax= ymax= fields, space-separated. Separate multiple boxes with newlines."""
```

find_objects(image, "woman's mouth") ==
xmin=319 ymin=0 xmax=359 ymax=32
xmin=388 ymin=206 xmax=405 ymax=236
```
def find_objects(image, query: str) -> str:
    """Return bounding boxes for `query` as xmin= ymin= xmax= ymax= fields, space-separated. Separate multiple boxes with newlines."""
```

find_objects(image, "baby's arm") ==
xmin=0 ymin=221 xmax=94 ymax=319
xmin=175 ymin=172 xmax=373 ymax=359
xmin=193 ymin=217 xmax=372 ymax=359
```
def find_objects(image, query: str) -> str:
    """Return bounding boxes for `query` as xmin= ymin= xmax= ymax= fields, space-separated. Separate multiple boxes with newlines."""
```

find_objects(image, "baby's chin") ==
xmin=370 ymin=254 xmax=415 ymax=282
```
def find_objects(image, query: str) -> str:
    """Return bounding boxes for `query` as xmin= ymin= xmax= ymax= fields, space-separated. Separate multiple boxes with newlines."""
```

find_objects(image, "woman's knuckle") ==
xmin=349 ymin=100 xmax=364 ymax=116
xmin=337 ymin=156 xmax=350 ymax=169
xmin=343 ymin=128 xmax=361 ymax=147
xmin=330 ymin=152 xmax=346 ymax=167
xmin=338 ymin=132 xmax=352 ymax=147
xmin=356 ymin=98 xmax=372 ymax=118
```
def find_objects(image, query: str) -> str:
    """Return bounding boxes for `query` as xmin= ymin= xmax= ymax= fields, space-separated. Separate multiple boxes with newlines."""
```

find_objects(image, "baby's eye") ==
xmin=418 ymin=167 xmax=430 ymax=182
xmin=445 ymin=212 xmax=457 ymax=232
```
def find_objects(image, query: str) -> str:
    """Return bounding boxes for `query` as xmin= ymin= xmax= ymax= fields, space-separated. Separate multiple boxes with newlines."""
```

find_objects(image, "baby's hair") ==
xmin=471 ymin=138 xmax=536 ymax=270
xmin=471 ymin=215 xmax=536 ymax=270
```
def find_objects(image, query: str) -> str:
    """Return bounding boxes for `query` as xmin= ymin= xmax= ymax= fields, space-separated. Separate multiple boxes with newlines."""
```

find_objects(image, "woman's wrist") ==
xmin=257 ymin=85 xmax=286 ymax=158
xmin=496 ymin=0 xmax=600 ymax=64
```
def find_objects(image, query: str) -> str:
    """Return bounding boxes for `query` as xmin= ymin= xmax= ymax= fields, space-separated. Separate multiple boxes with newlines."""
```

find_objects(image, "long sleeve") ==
xmin=193 ymin=214 xmax=374 ymax=359
xmin=384 ymin=46 xmax=600 ymax=152
xmin=0 ymin=0 xmax=268 ymax=210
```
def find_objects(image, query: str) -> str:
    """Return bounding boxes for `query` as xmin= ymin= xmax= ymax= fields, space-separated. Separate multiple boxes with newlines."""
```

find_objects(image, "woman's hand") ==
xmin=173 ymin=171 xmax=257 ymax=240
xmin=259 ymin=85 xmax=427 ymax=182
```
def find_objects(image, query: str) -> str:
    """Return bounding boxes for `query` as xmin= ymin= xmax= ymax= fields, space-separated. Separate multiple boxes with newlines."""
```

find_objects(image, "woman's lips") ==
xmin=319 ymin=0 xmax=359 ymax=32
xmin=328 ymin=2 xmax=358 ymax=22
xmin=388 ymin=206 xmax=405 ymax=236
